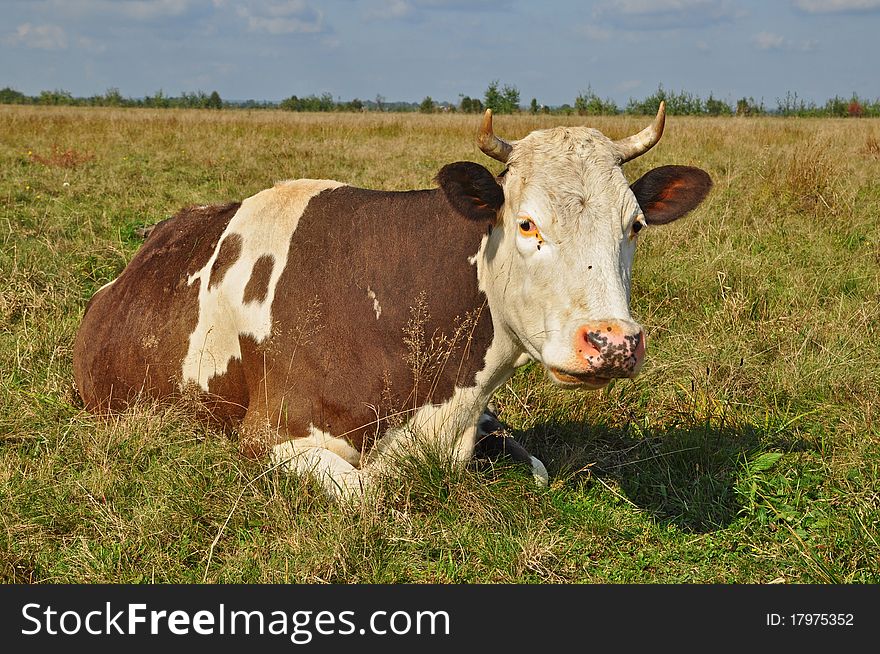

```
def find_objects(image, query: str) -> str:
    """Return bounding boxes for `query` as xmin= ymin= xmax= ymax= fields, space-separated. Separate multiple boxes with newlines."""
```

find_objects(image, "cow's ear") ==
xmin=436 ymin=161 xmax=504 ymax=223
xmin=631 ymin=165 xmax=712 ymax=225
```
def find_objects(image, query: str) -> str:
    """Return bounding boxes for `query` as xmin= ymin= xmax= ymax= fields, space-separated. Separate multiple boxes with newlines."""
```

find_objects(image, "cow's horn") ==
xmin=478 ymin=109 xmax=513 ymax=163
xmin=614 ymin=101 xmax=666 ymax=163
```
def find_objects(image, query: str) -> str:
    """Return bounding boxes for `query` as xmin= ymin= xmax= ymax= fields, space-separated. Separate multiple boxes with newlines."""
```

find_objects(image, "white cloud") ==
xmin=48 ymin=0 xmax=193 ymax=20
xmin=4 ymin=23 xmax=68 ymax=50
xmin=366 ymin=0 xmax=415 ymax=20
xmin=594 ymin=0 xmax=743 ymax=30
xmin=793 ymin=0 xmax=880 ymax=13
xmin=753 ymin=31 xmax=786 ymax=50
xmin=237 ymin=1 xmax=324 ymax=34
xmin=752 ymin=31 xmax=818 ymax=51
xmin=117 ymin=0 xmax=191 ymax=19
xmin=362 ymin=0 xmax=510 ymax=21
xmin=76 ymin=36 xmax=107 ymax=53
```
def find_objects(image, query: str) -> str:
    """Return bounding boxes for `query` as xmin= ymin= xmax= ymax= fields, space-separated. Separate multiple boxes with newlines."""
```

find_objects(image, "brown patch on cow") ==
xmin=260 ymin=185 xmax=495 ymax=452
xmin=205 ymin=353 xmax=249 ymax=429
xmin=73 ymin=202 xmax=242 ymax=415
xmin=242 ymin=254 xmax=274 ymax=304
xmin=208 ymin=233 xmax=242 ymax=290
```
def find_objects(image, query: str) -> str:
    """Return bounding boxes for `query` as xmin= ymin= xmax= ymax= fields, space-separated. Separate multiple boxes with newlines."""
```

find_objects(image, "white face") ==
xmin=479 ymin=127 xmax=647 ymax=389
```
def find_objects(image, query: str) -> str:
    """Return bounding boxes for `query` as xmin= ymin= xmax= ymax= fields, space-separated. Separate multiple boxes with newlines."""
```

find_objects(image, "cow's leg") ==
xmin=243 ymin=394 xmax=368 ymax=502
xmin=475 ymin=409 xmax=549 ymax=487
xmin=363 ymin=416 xmax=480 ymax=481
xmin=270 ymin=440 xmax=367 ymax=503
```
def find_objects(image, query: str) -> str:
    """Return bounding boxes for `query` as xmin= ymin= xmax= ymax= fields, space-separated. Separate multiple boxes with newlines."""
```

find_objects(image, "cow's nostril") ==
xmin=586 ymin=332 xmax=603 ymax=348
xmin=578 ymin=330 xmax=602 ymax=357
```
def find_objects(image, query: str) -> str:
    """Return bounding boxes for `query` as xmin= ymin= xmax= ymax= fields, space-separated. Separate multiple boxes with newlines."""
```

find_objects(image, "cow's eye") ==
xmin=518 ymin=218 xmax=539 ymax=237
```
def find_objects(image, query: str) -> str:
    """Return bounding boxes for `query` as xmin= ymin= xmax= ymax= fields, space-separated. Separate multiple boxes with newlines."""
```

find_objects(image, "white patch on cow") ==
xmin=271 ymin=439 xmax=366 ymax=502
xmin=181 ymin=179 xmax=344 ymax=390
xmin=366 ymin=286 xmax=382 ymax=320
xmin=300 ymin=423 xmax=363 ymax=467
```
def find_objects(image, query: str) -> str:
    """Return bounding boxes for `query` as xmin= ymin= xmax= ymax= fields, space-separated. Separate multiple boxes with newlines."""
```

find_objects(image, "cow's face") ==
xmin=437 ymin=103 xmax=711 ymax=389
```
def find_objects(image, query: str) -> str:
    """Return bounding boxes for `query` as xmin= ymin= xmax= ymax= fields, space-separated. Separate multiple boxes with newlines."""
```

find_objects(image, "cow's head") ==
xmin=437 ymin=102 xmax=712 ymax=389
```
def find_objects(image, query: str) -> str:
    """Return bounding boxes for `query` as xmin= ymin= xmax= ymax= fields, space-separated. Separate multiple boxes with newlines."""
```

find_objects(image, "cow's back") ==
xmin=73 ymin=203 xmax=242 ymax=420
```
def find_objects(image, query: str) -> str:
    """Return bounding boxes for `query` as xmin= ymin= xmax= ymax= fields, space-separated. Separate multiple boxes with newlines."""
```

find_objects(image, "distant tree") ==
xmin=626 ymin=84 xmax=665 ymax=115
xmin=484 ymin=80 xmax=520 ymax=114
xmin=38 ymin=89 xmax=74 ymax=106
xmin=419 ymin=96 xmax=435 ymax=113
xmin=0 ymin=87 xmax=29 ymax=104
xmin=484 ymin=81 xmax=502 ymax=113
xmin=575 ymin=86 xmax=618 ymax=115
xmin=736 ymin=96 xmax=765 ymax=117
xmin=501 ymin=83 xmax=520 ymax=113
xmin=705 ymin=93 xmax=732 ymax=116
xmin=776 ymin=91 xmax=813 ymax=116
xmin=823 ymin=95 xmax=848 ymax=118
xmin=146 ymin=89 xmax=170 ymax=108
xmin=375 ymin=94 xmax=385 ymax=112
xmin=280 ymin=95 xmax=299 ymax=111
xmin=459 ymin=95 xmax=483 ymax=113
xmin=529 ymin=97 xmax=539 ymax=114
xmin=848 ymin=96 xmax=863 ymax=118
xmin=102 ymin=87 xmax=124 ymax=106
xmin=207 ymin=90 xmax=223 ymax=109
xmin=319 ymin=92 xmax=335 ymax=111
xmin=280 ymin=92 xmax=336 ymax=112
xmin=628 ymin=84 xmax=703 ymax=115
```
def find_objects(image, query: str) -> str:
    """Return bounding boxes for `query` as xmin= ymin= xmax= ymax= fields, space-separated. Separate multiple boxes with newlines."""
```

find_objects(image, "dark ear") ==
xmin=631 ymin=165 xmax=712 ymax=225
xmin=436 ymin=161 xmax=504 ymax=222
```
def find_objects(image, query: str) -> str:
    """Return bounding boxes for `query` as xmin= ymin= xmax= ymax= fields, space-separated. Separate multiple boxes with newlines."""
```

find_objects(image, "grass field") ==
xmin=1 ymin=105 xmax=878 ymax=583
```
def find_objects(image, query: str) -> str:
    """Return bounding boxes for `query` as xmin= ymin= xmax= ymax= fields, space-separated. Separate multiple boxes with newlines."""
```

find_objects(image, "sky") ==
xmin=1 ymin=0 xmax=879 ymax=107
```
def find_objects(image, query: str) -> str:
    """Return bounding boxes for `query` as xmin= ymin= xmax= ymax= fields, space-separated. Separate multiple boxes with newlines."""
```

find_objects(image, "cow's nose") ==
xmin=575 ymin=320 xmax=645 ymax=376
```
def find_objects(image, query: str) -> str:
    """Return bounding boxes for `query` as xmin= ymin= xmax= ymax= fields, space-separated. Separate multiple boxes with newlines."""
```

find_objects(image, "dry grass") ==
xmin=1 ymin=105 xmax=879 ymax=583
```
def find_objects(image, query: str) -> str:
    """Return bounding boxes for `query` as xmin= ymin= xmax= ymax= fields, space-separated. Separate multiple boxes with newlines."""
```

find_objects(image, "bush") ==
xmin=736 ymin=96 xmax=766 ymax=117
xmin=0 ymin=87 xmax=30 ymax=104
xmin=575 ymin=87 xmax=618 ymax=116
xmin=484 ymin=80 xmax=520 ymax=114
xmin=419 ymin=96 xmax=435 ymax=114
xmin=705 ymin=93 xmax=733 ymax=116
xmin=459 ymin=96 xmax=483 ymax=114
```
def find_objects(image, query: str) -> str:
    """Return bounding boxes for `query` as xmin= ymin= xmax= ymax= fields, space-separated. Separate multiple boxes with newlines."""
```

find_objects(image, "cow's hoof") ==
xmin=476 ymin=409 xmax=550 ymax=487
xmin=529 ymin=456 xmax=549 ymax=487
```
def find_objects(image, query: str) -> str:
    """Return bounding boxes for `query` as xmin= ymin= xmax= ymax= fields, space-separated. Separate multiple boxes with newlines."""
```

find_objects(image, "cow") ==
xmin=73 ymin=102 xmax=711 ymax=501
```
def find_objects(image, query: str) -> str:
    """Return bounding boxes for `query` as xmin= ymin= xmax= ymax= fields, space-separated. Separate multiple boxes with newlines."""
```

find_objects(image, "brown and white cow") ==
xmin=73 ymin=102 xmax=711 ymax=500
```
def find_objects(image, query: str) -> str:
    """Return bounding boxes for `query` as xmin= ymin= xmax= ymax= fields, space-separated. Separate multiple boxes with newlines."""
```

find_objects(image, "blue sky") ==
xmin=2 ymin=0 xmax=879 ymax=106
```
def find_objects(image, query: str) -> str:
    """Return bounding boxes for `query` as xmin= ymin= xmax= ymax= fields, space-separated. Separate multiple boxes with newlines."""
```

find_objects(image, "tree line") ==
xmin=2 ymin=82 xmax=879 ymax=117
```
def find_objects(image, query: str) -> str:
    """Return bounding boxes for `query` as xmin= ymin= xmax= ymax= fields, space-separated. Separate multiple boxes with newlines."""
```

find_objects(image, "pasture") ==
xmin=1 ymin=105 xmax=878 ymax=583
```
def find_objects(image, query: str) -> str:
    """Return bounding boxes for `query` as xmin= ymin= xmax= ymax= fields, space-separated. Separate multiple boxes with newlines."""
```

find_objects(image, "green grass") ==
xmin=1 ymin=106 xmax=879 ymax=583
